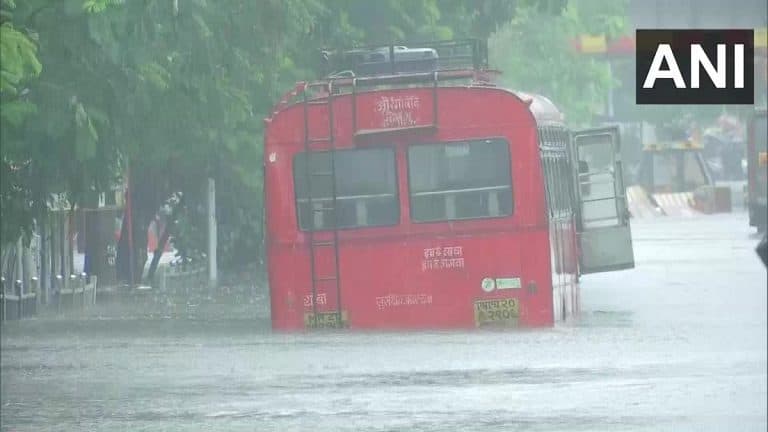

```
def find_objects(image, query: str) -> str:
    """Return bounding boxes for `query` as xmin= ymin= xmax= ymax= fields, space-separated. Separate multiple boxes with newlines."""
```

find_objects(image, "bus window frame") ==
xmin=292 ymin=145 xmax=401 ymax=232
xmin=575 ymin=132 xmax=624 ymax=228
xmin=406 ymin=137 xmax=515 ymax=224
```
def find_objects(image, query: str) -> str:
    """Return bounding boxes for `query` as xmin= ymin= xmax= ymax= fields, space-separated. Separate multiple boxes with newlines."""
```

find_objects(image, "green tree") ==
xmin=489 ymin=0 xmax=628 ymax=126
xmin=1 ymin=0 xmax=43 ymax=245
xmin=1 ymin=0 xmax=580 ymax=282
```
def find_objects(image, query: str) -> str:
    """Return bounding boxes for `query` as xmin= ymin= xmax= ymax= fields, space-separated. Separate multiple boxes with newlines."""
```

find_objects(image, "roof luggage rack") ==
xmin=268 ymin=39 xmax=493 ymax=116
xmin=319 ymin=39 xmax=488 ymax=79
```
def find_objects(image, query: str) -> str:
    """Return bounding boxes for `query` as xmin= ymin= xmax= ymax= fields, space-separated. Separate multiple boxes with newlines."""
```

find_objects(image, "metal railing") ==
xmin=319 ymin=39 xmax=488 ymax=78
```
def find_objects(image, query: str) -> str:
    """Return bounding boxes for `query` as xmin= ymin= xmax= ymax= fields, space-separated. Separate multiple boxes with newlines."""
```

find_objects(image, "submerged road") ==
xmin=2 ymin=212 xmax=766 ymax=431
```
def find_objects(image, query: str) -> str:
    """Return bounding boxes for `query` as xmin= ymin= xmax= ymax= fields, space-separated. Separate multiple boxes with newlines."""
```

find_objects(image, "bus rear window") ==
xmin=408 ymin=139 xmax=513 ymax=222
xmin=293 ymin=148 xmax=398 ymax=230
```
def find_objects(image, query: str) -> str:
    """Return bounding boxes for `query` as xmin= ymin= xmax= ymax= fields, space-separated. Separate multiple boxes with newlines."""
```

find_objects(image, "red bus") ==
xmin=747 ymin=107 xmax=767 ymax=232
xmin=264 ymin=40 xmax=634 ymax=330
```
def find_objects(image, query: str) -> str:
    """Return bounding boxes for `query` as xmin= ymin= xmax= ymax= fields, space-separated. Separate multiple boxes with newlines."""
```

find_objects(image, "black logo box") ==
xmin=636 ymin=29 xmax=754 ymax=105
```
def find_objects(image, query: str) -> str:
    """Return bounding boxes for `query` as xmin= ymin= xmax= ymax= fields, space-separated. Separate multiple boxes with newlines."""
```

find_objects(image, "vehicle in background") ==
xmin=630 ymin=137 xmax=733 ymax=216
xmin=757 ymin=233 xmax=768 ymax=268
xmin=264 ymin=39 xmax=634 ymax=331
xmin=636 ymin=140 xmax=713 ymax=194
xmin=702 ymin=114 xmax=747 ymax=182
xmin=746 ymin=107 xmax=767 ymax=232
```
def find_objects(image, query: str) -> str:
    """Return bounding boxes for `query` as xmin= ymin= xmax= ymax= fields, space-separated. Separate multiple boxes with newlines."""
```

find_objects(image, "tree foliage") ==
xmin=490 ymin=0 xmax=628 ymax=126
xmin=1 ymin=0 xmax=43 ymax=244
xmin=0 ymin=0 xmax=629 ymax=276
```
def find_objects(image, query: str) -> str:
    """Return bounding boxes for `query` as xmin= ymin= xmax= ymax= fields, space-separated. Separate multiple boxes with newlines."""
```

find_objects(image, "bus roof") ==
xmin=267 ymin=38 xmax=565 ymax=129
xmin=511 ymin=91 xmax=564 ymax=126
xmin=267 ymin=84 xmax=565 ymax=129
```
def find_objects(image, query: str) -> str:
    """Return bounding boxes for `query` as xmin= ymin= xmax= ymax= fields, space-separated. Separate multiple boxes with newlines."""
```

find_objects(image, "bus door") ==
xmin=571 ymin=126 xmax=635 ymax=274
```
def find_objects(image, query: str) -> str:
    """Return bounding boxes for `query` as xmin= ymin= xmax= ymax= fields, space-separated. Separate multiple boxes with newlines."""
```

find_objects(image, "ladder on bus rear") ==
xmin=302 ymin=80 xmax=345 ymax=329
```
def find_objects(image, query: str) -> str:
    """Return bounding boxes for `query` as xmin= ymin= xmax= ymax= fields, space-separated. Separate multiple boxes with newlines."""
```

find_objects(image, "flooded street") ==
xmin=2 ymin=212 xmax=766 ymax=432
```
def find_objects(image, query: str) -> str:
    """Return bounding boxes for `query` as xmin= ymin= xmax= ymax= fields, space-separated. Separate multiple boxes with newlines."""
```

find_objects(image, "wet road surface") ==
xmin=2 ymin=212 xmax=766 ymax=431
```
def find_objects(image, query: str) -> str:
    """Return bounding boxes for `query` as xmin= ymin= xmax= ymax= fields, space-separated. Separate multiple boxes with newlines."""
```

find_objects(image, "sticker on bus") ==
xmin=496 ymin=277 xmax=522 ymax=289
xmin=474 ymin=298 xmax=519 ymax=327
xmin=304 ymin=311 xmax=348 ymax=329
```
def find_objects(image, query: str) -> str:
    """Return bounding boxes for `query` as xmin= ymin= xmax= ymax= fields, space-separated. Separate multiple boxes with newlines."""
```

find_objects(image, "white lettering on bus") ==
xmin=303 ymin=293 xmax=328 ymax=308
xmin=421 ymin=246 xmax=464 ymax=271
xmin=376 ymin=95 xmax=420 ymax=128
xmin=376 ymin=294 xmax=433 ymax=310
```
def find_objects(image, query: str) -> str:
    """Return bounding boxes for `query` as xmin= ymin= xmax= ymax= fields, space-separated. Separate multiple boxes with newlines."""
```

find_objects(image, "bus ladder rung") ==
xmin=312 ymin=205 xmax=334 ymax=212
xmin=308 ymin=137 xmax=332 ymax=143
xmin=313 ymin=276 xmax=338 ymax=282
xmin=307 ymin=99 xmax=331 ymax=106
xmin=312 ymin=241 xmax=337 ymax=248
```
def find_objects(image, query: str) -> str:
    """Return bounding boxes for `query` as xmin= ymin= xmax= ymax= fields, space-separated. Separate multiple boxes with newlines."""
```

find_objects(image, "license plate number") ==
xmin=474 ymin=298 xmax=519 ymax=327
xmin=304 ymin=311 xmax=348 ymax=329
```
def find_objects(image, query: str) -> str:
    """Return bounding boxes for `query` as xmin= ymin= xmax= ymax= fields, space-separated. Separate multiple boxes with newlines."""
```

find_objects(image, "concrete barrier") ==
xmin=1 ymin=277 xmax=37 ymax=320
xmin=58 ymin=274 xmax=98 ymax=311
xmin=651 ymin=192 xmax=698 ymax=217
xmin=692 ymin=186 xmax=732 ymax=214
xmin=626 ymin=185 xmax=661 ymax=218
xmin=625 ymin=185 xmax=732 ymax=220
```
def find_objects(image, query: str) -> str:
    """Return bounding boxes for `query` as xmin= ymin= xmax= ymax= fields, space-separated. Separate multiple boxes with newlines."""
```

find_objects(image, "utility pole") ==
xmin=607 ymin=60 xmax=615 ymax=121
xmin=39 ymin=215 xmax=48 ymax=305
xmin=207 ymin=177 xmax=217 ymax=295
xmin=126 ymin=164 xmax=135 ymax=288
xmin=16 ymin=237 xmax=23 ymax=294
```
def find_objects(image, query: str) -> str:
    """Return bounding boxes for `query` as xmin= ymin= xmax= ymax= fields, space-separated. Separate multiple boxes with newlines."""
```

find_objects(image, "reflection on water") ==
xmin=2 ymin=213 xmax=766 ymax=432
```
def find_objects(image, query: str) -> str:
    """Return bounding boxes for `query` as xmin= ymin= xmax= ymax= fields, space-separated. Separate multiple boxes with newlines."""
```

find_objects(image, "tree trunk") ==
xmin=34 ymin=166 xmax=49 ymax=304
xmin=115 ymin=164 xmax=166 ymax=285
xmin=60 ymin=211 xmax=68 ymax=279
xmin=146 ymin=222 xmax=170 ymax=284
xmin=115 ymin=202 xmax=151 ymax=285
xmin=68 ymin=203 xmax=75 ymax=277
xmin=115 ymin=206 xmax=131 ymax=283
xmin=39 ymin=215 xmax=48 ymax=304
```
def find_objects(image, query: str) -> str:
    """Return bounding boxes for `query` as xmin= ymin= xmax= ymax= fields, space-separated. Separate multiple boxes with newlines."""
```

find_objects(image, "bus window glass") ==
xmin=293 ymin=148 xmax=398 ymax=230
xmin=408 ymin=139 xmax=513 ymax=222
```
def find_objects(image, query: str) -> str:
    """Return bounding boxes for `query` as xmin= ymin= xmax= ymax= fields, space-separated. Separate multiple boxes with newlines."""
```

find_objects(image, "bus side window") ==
xmin=558 ymin=157 xmax=569 ymax=215
xmin=542 ymin=154 xmax=553 ymax=217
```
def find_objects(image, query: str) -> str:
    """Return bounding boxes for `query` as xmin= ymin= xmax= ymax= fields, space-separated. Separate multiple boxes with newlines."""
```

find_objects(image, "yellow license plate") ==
xmin=304 ymin=311 xmax=348 ymax=329
xmin=474 ymin=298 xmax=519 ymax=327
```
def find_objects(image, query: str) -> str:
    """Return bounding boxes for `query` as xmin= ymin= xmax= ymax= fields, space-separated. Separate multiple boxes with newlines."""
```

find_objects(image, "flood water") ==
xmin=2 ymin=212 xmax=766 ymax=431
